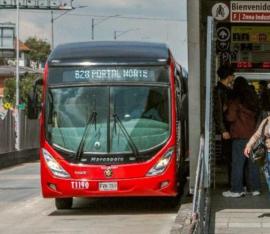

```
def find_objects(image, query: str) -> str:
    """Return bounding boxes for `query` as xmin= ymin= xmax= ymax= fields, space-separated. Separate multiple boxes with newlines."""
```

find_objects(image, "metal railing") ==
xmin=190 ymin=136 xmax=210 ymax=234
xmin=0 ymin=110 xmax=39 ymax=154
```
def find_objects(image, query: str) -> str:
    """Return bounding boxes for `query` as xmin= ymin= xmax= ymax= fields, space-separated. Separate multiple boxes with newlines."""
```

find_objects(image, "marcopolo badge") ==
xmin=104 ymin=167 xmax=113 ymax=178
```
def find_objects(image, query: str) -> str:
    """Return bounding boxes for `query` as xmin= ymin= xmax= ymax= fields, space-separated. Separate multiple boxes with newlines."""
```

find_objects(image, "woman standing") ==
xmin=244 ymin=115 xmax=270 ymax=192
xmin=222 ymin=76 xmax=261 ymax=197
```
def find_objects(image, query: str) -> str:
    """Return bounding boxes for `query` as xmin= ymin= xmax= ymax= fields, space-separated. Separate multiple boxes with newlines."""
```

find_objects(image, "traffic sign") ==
xmin=217 ymin=41 xmax=230 ymax=52
xmin=212 ymin=3 xmax=230 ymax=21
xmin=18 ymin=103 xmax=25 ymax=110
xmin=0 ymin=0 xmax=73 ymax=10
xmin=217 ymin=27 xmax=230 ymax=41
xmin=220 ymin=51 xmax=231 ymax=64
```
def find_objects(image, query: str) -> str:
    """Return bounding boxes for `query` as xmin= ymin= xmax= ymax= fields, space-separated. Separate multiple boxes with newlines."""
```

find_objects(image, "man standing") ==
xmin=214 ymin=64 xmax=234 ymax=187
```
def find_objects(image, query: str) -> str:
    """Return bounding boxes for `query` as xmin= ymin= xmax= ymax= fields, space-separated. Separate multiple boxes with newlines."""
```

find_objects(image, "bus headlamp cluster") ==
xmin=42 ymin=148 xmax=70 ymax=178
xmin=146 ymin=148 xmax=174 ymax=176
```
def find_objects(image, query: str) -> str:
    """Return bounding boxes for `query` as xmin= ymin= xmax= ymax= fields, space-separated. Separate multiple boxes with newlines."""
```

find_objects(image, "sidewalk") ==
xmin=210 ymin=166 xmax=270 ymax=234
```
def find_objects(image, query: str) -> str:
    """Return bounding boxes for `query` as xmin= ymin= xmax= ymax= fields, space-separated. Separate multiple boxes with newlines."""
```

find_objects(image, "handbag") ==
xmin=251 ymin=140 xmax=267 ymax=166
xmin=251 ymin=119 xmax=269 ymax=166
xmin=263 ymin=158 xmax=270 ymax=192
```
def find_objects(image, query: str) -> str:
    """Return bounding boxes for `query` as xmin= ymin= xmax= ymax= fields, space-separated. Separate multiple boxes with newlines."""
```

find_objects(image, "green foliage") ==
xmin=3 ymin=78 xmax=16 ymax=106
xmin=25 ymin=37 xmax=51 ymax=63
xmin=3 ymin=73 xmax=42 ymax=113
xmin=21 ymin=73 xmax=41 ymax=105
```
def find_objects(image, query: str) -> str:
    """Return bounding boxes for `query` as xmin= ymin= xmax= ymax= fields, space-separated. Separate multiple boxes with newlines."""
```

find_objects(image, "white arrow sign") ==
xmin=217 ymin=27 xmax=230 ymax=41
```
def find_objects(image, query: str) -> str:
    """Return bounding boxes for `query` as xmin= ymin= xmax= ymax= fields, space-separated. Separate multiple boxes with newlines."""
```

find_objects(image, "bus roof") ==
xmin=48 ymin=41 xmax=171 ymax=66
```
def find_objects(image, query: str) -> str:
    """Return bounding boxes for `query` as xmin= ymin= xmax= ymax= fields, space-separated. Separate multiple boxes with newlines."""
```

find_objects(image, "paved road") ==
xmin=0 ymin=162 xmax=178 ymax=234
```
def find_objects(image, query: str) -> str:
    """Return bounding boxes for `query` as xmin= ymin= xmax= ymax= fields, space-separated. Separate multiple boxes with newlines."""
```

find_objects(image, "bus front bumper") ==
xmin=41 ymin=174 xmax=178 ymax=198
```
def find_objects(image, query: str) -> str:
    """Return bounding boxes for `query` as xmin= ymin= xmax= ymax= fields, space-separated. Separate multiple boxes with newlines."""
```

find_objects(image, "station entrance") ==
xmin=186 ymin=1 xmax=270 ymax=233
xmin=213 ymin=2 xmax=270 ymax=184
xmin=211 ymin=4 xmax=270 ymax=232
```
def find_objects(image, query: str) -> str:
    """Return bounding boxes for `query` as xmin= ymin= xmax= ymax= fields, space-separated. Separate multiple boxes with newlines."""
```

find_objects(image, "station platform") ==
xmin=210 ymin=165 xmax=270 ymax=234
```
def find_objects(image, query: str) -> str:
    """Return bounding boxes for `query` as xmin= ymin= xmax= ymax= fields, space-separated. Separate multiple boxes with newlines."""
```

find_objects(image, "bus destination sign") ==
xmin=63 ymin=68 xmax=156 ymax=82
xmin=48 ymin=66 xmax=168 ymax=84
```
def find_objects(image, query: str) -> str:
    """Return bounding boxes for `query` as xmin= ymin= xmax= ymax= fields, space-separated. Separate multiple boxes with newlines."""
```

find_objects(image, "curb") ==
xmin=0 ymin=148 xmax=39 ymax=169
xmin=171 ymin=182 xmax=193 ymax=234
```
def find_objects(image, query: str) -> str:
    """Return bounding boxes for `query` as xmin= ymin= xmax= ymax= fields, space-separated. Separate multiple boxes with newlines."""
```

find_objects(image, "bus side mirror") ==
xmin=27 ymin=78 xmax=43 ymax=119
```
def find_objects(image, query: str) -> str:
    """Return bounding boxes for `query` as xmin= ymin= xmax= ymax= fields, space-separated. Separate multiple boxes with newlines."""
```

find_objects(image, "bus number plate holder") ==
xmin=99 ymin=182 xmax=118 ymax=191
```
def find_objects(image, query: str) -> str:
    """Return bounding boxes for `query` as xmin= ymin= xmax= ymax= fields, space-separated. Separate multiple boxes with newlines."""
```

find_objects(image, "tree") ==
xmin=24 ymin=37 xmax=51 ymax=64
xmin=3 ymin=73 xmax=42 ymax=114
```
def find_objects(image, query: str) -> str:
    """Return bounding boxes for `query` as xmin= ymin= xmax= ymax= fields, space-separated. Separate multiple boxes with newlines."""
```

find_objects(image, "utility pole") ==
xmin=51 ymin=11 xmax=54 ymax=49
xmin=91 ymin=18 xmax=94 ymax=40
xmin=51 ymin=6 xmax=87 ymax=49
xmin=114 ymin=28 xmax=139 ymax=40
xmin=91 ymin=15 xmax=120 ymax=40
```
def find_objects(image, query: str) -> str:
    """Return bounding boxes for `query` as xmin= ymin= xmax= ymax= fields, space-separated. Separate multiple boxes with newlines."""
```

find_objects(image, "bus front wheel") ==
xmin=55 ymin=198 xmax=73 ymax=210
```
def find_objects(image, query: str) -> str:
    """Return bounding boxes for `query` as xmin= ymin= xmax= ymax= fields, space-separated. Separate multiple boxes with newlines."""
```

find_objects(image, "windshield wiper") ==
xmin=75 ymin=111 xmax=97 ymax=161
xmin=112 ymin=113 xmax=139 ymax=157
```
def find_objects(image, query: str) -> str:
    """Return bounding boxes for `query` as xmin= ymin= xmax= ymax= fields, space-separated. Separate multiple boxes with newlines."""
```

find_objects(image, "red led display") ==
xmin=236 ymin=61 xmax=252 ymax=68
xmin=232 ymin=61 xmax=270 ymax=70
xmin=262 ymin=62 xmax=270 ymax=69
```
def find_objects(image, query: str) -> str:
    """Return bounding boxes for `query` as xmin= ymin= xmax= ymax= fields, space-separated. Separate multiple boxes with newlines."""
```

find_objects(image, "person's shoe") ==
xmin=251 ymin=191 xmax=260 ymax=196
xmin=222 ymin=190 xmax=245 ymax=198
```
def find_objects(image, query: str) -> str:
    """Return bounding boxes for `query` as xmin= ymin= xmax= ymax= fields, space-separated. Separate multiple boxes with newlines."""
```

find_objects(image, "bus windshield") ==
xmin=45 ymin=67 xmax=170 ymax=161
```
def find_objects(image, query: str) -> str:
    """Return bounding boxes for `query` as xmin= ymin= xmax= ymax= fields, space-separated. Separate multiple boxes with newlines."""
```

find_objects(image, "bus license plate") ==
xmin=99 ymin=182 xmax=118 ymax=191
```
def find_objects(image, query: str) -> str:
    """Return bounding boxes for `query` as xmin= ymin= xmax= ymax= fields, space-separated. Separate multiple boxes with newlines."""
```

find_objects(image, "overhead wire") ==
xmin=13 ymin=10 xmax=187 ymax=22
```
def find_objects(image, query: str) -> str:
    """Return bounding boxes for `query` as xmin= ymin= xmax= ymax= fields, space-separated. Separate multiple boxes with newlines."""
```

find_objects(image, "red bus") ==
xmin=29 ymin=41 xmax=188 ymax=209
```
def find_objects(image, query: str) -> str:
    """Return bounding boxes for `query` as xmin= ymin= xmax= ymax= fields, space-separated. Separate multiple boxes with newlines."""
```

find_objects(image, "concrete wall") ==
xmin=0 ymin=110 xmax=39 ymax=169
xmin=0 ymin=111 xmax=39 ymax=154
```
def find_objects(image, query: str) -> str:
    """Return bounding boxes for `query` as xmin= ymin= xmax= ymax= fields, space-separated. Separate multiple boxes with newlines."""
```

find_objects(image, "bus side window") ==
xmin=174 ymin=69 xmax=182 ymax=121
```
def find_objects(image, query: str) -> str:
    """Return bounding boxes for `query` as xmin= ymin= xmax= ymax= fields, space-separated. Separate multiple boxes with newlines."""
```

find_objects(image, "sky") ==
xmin=0 ymin=0 xmax=187 ymax=68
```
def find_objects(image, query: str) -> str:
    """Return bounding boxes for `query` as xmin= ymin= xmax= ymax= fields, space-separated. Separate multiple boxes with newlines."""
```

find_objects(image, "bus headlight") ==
xmin=42 ymin=148 xmax=70 ymax=178
xmin=146 ymin=148 xmax=174 ymax=176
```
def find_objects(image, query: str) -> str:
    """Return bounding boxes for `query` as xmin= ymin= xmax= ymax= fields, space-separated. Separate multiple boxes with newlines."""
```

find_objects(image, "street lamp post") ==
xmin=91 ymin=15 xmax=120 ymax=40
xmin=114 ymin=28 xmax=139 ymax=40
xmin=15 ymin=1 xmax=20 ymax=150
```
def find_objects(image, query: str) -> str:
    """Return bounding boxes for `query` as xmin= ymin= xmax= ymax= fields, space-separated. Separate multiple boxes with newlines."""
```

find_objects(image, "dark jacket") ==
xmin=213 ymin=81 xmax=232 ymax=134
xmin=226 ymin=99 xmax=257 ymax=139
xmin=259 ymin=88 xmax=270 ymax=111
